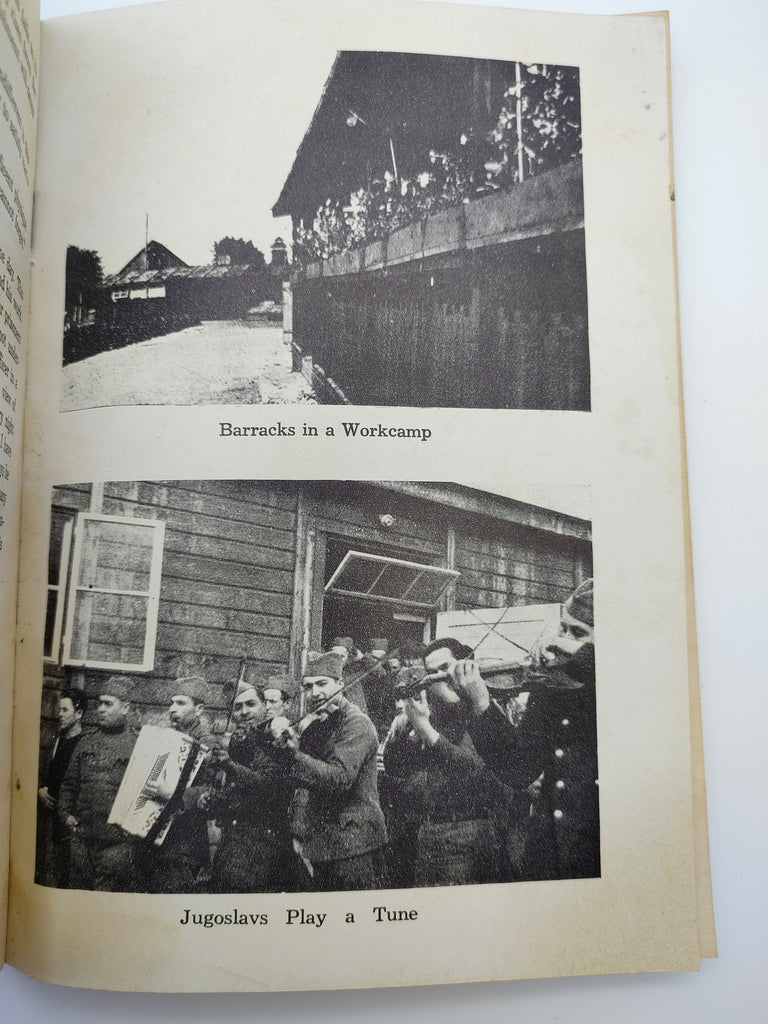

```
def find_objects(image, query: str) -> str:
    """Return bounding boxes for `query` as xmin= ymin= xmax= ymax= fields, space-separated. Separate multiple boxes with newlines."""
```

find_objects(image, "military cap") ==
xmin=564 ymin=578 xmax=594 ymax=627
xmin=330 ymin=636 xmax=357 ymax=656
xmin=303 ymin=652 xmax=345 ymax=681
xmin=170 ymin=675 xmax=209 ymax=704
xmin=97 ymin=675 xmax=133 ymax=703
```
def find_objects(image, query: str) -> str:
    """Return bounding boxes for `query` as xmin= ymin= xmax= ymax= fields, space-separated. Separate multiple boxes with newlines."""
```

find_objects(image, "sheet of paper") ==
xmin=8 ymin=0 xmax=710 ymax=991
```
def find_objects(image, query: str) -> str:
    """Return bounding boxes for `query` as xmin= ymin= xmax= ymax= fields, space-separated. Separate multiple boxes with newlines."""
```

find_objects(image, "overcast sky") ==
xmin=39 ymin=0 xmax=336 ymax=273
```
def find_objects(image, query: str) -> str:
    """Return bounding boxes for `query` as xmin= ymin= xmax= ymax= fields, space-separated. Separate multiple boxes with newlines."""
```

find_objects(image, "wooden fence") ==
xmin=291 ymin=161 xmax=590 ymax=410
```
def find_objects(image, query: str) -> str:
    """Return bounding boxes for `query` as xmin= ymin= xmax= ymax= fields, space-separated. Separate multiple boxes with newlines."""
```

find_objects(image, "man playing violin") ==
xmin=207 ymin=677 xmax=299 ymax=893
xmin=424 ymin=579 xmax=599 ymax=882
xmin=381 ymin=663 xmax=512 ymax=887
xmin=269 ymin=652 xmax=389 ymax=892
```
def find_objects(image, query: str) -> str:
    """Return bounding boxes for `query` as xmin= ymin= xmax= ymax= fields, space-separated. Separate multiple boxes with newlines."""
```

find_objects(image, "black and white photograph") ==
xmin=6 ymin=0 xmax=768 ymax=1011
xmin=60 ymin=47 xmax=588 ymax=411
xmin=36 ymin=478 xmax=596 ymax=895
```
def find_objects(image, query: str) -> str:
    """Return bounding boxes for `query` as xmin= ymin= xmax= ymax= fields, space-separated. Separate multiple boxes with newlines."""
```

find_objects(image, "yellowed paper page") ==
xmin=9 ymin=0 xmax=709 ymax=991
xmin=660 ymin=10 xmax=716 ymax=953
xmin=0 ymin=0 xmax=38 ymax=968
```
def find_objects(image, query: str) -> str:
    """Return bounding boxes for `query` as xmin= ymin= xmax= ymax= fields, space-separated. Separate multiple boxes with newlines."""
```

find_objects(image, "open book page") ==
xmin=0 ymin=0 xmax=38 ymax=968
xmin=9 ymin=0 xmax=710 ymax=991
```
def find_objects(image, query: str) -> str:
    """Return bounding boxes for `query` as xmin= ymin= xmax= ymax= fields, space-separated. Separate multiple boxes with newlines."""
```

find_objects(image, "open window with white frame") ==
xmin=325 ymin=550 xmax=459 ymax=610
xmin=44 ymin=508 xmax=75 ymax=662
xmin=317 ymin=540 xmax=460 ymax=654
xmin=45 ymin=510 xmax=165 ymax=673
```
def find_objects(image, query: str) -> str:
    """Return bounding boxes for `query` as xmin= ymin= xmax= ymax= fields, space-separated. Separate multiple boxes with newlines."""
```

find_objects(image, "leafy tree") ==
xmin=489 ymin=64 xmax=582 ymax=185
xmin=292 ymin=61 xmax=582 ymax=265
xmin=212 ymin=237 xmax=266 ymax=270
xmin=65 ymin=245 xmax=104 ymax=311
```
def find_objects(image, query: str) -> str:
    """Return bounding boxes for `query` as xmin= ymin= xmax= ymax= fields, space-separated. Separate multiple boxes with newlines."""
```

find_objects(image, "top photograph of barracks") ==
xmin=63 ymin=52 xmax=589 ymax=411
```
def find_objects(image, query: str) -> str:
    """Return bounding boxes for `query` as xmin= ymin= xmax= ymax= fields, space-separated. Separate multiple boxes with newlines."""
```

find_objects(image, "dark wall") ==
xmin=293 ymin=230 xmax=589 ymax=410
xmin=454 ymin=522 xmax=591 ymax=609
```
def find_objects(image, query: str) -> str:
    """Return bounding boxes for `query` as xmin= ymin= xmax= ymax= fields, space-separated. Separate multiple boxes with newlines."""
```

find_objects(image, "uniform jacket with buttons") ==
xmin=467 ymin=644 xmax=599 ymax=880
xmin=381 ymin=703 xmax=511 ymax=832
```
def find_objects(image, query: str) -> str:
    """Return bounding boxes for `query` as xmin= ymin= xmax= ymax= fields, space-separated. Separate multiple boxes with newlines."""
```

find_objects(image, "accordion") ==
xmin=108 ymin=725 xmax=209 ymax=845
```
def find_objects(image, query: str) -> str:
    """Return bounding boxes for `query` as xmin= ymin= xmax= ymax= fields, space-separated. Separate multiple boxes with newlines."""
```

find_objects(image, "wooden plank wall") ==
xmin=101 ymin=481 xmax=298 ymax=714
xmin=45 ymin=480 xmax=299 ymax=730
xmin=454 ymin=519 xmax=592 ymax=610
xmin=301 ymin=483 xmax=452 ymax=653
xmin=304 ymin=482 xmax=447 ymax=562
xmin=293 ymin=230 xmax=589 ymax=410
xmin=41 ymin=480 xmax=591 ymax=740
xmin=51 ymin=482 xmax=92 ymax=514
xmin=303 ymin=483 xmax=591 ymax=647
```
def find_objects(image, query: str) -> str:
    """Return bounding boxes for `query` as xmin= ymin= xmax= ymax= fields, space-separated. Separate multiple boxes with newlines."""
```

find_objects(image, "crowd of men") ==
xmin=37 ymin=579 xmax=598 ymax=894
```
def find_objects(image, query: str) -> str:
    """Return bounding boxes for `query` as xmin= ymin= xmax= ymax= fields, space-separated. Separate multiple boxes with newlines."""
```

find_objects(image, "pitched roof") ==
xmin=273 ymin=51 xmax=514 ymax=219
xmin=105 ymin=241 xmax=260 ymax=287
xmin=114 ymin=240 xmax=188 ymax=277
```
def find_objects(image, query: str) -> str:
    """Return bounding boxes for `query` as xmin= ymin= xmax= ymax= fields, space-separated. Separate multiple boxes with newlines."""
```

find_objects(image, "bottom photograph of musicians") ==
xmin=35 ymin=478 xmax=597 ymax=894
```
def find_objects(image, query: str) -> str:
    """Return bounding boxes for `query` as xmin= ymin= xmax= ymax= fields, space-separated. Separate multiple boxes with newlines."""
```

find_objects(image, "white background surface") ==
xmin=2 ymin=0 xmax=766 ymax=1019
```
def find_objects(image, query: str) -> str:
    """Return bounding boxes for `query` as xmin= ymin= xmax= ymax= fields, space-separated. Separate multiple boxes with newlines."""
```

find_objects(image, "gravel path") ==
xmin=61 ymin=320 xmax=316 ymax=410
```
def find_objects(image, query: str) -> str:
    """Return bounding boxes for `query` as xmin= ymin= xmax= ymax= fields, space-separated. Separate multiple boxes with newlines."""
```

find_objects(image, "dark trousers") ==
xmin=137 ymin=849 xmax=202 ymax=894
xmin=69 ymin=832 xmax=139 ymax=892
xmin=311 ymin=847 xmax=388 ymax=892
xmin=136 ymin=818 xmax=211 ymax=893
xmin=209 ymin=825 xmax=299 ymax=893
xmin=413 ymin=818 xmax=504 ymax=887
xmin=36 ymin=812 xmax=72 ymax=888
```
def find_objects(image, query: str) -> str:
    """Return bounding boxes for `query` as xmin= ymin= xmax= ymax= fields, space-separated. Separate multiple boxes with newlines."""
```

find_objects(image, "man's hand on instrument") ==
xmin=404 ymin=690 xmax=430 ymax=725
xmin=196 ymin=787 xmax=215 ymax=811
xmin=387 ymin=708 xmax=410 ymax=739
xmin=270 ymin=715 xmax=299 ymax=751
xmin=210 ymin=746 xmax=233 ymax=770
xmin=530 ymin=634 xmax=583 ymax=668
xmin=450 ymin=658 xmax=490 ymax=716
xmin=142 ymin=773 xmax=176 ymax=802
xmin=404 ymin=692 xmax=441 ymax=746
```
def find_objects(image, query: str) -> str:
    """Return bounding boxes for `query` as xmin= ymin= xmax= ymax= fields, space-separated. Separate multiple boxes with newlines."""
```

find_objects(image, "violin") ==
xmin=396 ymin=654 xmax=591 ymax=699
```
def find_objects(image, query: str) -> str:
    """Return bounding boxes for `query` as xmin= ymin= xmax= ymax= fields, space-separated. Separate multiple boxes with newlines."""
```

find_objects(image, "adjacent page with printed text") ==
xmin=0 ymin=0 xmax=38 ymax=968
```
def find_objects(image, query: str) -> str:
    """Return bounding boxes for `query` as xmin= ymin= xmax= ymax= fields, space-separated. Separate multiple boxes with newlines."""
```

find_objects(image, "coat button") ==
xmin=554 ymin=748 xmax=564 ymax=758
xmin=561 ymin=718 xmax=570 ymax=727
xmin=555 ymin=780 xmax=565 ymax=789
xmin=553 ymin=809 xmax=564 ymax=820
